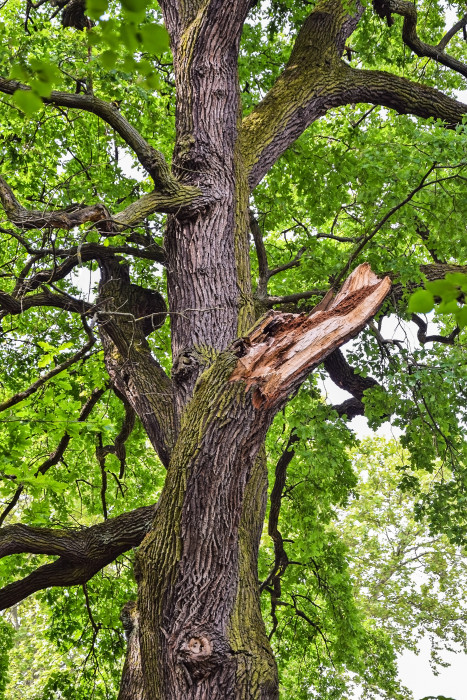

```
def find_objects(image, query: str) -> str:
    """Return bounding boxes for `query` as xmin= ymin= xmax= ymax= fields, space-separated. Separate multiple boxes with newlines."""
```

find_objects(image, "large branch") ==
xmin=241 ymin=0 xmax=467 ymax=189
xmin=0 ymin=504 xmax=156 ymax=609
xmin=97 ymin=256 xmax=175 ymax=466
xmin=340 ymin=65 xmax=467 ymax=125
xmin=241 ymin=0 xmax=363 ymax=188
xmin=373 ymin=0 xmax=467 ymax=79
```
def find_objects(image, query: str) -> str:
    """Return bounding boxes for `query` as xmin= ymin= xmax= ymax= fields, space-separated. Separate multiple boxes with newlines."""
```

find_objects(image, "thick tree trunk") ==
xmin=125 ymin=3 xmax=279 ymax=695
xmin=129 ymin=266 xmax=390 ymax=698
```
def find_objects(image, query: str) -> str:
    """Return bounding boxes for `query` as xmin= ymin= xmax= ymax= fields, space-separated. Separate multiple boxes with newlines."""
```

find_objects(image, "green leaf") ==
xmin=86 ymin=231 xmax=100 ymax=243
xmin=425 ymin=279 xmax=457 ymax=298
xmin=140 ymin=24 xmax=170 ymax=53
xmin=120 ymin=0 xmax=147 ymax=13
xmin=99 ymin=50 xmax=119 ymax=70
xmin=408 ymin=289 xmax=434 ymax=314
xmin=437 ymin=299 xmax=459 ymax=314
xmin=85 ymin=0 xmax=109 ymax=20
xmin=444 ymin=272 xmax=467 ymax=287
xmin=455 ymin=306 xmax=467 ymax=329
xmin=11 ymin=89 xmax=43 ymax=116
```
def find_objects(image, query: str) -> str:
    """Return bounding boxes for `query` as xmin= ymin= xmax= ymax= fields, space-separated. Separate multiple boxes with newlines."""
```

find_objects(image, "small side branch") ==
xmin=0 ymin=318 xmax=96 ymax=414
xmin=0 ymin=287 xmax=92 ymax=316
xmin=411 ymin=313 xmax=460 ymax=346
xmin=0 ymin=79 xmax=171 ymax=188
xmin=0 ymin=387 xmax=105 ymax=526
xmin=260 ymin=432 xmax=299 ymax=602
xmin=249 ymin=211 xmax=307 ymax=302
xmin=324 ymin=348 xmax=381 ymax=418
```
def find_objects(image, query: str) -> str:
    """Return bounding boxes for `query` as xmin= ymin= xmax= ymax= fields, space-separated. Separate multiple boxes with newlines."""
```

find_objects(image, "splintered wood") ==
xmin=230 ymin=263 xmax=391 ymax=408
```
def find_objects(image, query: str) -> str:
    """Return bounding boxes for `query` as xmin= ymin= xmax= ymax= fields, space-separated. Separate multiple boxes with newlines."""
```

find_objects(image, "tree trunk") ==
xmin=106 ymin=1 xmax=392 ymax=696
xmin=128 ymin=265 xmax=390 ymax=698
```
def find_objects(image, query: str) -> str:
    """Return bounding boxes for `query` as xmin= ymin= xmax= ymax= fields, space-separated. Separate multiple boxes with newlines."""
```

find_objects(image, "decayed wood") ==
xmin=230 ymin=263 xmax=391 ymax=408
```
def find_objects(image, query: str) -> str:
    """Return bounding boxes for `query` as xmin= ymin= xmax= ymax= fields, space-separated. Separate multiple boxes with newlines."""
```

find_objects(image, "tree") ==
xmin=0 ymin=0 xmax=467 ymax=697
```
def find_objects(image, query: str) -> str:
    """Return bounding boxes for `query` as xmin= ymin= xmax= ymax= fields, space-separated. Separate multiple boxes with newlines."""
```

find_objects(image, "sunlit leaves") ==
xmin=11 ymin=89 xmax=43 ymax=116
xmin=408 ymin=273 xmax=467 ymax=327
xmin=9 ymin=59 xmax=61 ymax=115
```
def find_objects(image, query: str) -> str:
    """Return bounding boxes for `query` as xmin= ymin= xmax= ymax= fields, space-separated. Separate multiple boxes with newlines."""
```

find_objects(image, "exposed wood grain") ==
xmin=230 ymin=263 xmax=391 ymax=408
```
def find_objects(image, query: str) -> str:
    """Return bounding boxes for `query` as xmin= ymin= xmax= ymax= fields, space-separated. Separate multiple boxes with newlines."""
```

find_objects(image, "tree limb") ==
xmin=241 ymin=0 xmax=466 ymax=190
xmin=324 ymin=347 xmax=380 ymax=418
xmin=0 ymin=504 xmax=156 ymax=609
xmin=0 ymin=317 xmax=96 ymax=413
xmin=0 ymin=287 xmax=92 ymax=316
xmin=241 ymin=0 xmax=364 ymax=188
xmin=0 ymin=176 xmax=111 ymax=230
xmin=0 ymin=79 xmax=171 ymax=188
xmin=97 ymin=256 xmax=175 ymax=467
xmin=340 ymin=65 xmax=467 ymax=127
xmin=373 ymin=0 xmax=467 ymax=78
xmin=411 ymin=313 xmax=460 ymax=346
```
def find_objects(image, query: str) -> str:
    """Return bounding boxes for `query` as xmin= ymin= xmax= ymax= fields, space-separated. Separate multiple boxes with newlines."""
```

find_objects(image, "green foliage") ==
xmin=1 ymin=0 xmax=467 ymax=697
xmin=0 ymin=617 xmax=14 ymax=700
xmin=409 ymin=274 xmax=467 ymax=328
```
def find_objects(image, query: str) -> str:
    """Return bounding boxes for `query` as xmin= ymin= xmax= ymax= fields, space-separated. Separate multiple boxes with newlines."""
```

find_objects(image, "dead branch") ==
xmin=231 ymin=263 xmax=391 ymax=410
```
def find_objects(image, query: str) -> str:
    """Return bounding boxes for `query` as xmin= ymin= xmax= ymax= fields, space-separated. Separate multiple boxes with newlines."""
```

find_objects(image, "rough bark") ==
xmin=96 ymin=255 xmax=175 ymax=466
xmin=0 ymin=505 xmax=156 ymax=609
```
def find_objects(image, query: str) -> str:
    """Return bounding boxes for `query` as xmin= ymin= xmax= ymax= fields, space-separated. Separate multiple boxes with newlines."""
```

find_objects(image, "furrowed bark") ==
xmin=118 ymin=602 xmax=147 ymax=700
xmin=164 ymin=0 xmax=254 ymax=416
xmin=135 ymin=264 xmax=390 ymax=698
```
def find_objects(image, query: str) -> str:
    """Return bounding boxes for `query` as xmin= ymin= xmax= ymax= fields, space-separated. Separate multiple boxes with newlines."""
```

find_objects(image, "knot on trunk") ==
xmin=179 ymin=635 xmax=212 ymax=660
xmin=173 ymin=346 xmax=219 ymax=383
xmin=174 ymin=625 xmax=231 ymax=683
